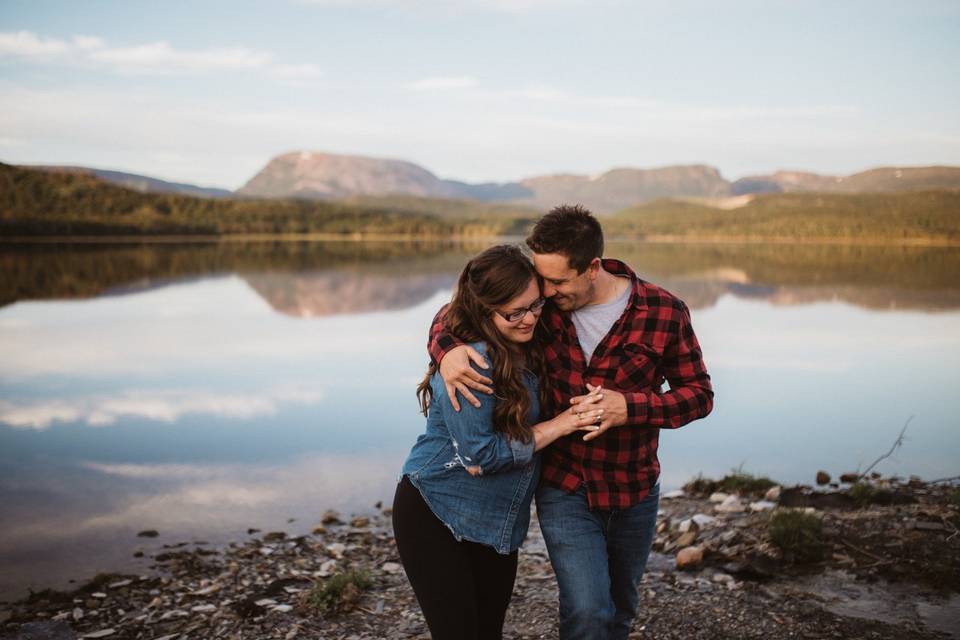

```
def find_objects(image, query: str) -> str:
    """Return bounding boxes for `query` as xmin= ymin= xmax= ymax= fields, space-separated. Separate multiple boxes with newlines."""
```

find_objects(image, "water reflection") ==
xmin=3 ymin=240 xmax=958 ymax=312
xmin=1 ymin=239 xmax=959 ymax=601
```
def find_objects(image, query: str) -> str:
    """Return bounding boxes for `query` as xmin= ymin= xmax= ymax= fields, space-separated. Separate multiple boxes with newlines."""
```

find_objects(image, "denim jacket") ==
xmin=401 ymin=342 xmax=541 ymax=554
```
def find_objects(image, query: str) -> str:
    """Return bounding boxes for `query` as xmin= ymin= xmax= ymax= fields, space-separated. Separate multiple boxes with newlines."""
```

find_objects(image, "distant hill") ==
xmin=239 ymin=151 xmax=737 ymax=213
xmin=731 ymin=166 xmax=960 ymax=195
xmin=26 ymin=165 xmax=232 ymax=198
xmin=607 ymin=191 xmax=960 ymax=242
xmin=239 ymin=151 xmax=960 ymax=214
xmin=514 ymin=165 xmax=731 ymax=213
xmin=0 ymin=162 xmax=533 ymax=237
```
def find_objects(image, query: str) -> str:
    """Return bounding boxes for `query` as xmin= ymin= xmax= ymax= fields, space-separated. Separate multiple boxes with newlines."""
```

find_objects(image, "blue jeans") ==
xmin=536 ymin=483 xmax=659 ymax=640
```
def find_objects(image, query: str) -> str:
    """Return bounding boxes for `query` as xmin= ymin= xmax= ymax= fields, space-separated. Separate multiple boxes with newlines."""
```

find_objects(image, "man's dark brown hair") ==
xmin=525 ymin=204 xmax=604 ymax=274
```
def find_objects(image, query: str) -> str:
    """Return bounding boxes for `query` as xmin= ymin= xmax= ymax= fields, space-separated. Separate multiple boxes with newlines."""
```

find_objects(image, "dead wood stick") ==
xmin=840 ymin=538 xmax=886 ymax=563
xmin=859 ymin=415 xmax=914 ymax=480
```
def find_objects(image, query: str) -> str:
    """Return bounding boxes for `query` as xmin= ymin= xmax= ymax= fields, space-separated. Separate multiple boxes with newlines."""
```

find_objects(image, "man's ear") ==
xmin=587 ymin=257 xmax=602 ymax=280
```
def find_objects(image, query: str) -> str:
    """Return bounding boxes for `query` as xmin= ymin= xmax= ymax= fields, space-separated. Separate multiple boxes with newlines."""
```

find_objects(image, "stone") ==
xmin=719 ymin=530 xmax=738 ymax=544
xmin=326 ymin=542 xmax=347 ymax=558
xmin=312 ymin=525 xmax=327 ymax=535
xmin=708 ymin=492 xmax=729 ymax=503
xmin=350 ymin=516 xmax=370 ymax=528
xmin=715 ymin=495 xmax=746 ymax=513
xmin=263 ymin=531 xmax=287 ymax=542
xmin=839 ymin=472 xmax=860 ymax=483
xmin=662 ymin=489 xmax=685 ymax=499
xmin=749 ymin=500 xmax=776 ymax=512
xmin=676 ymin=546 xmax=704 ymax=570
xmin=136 ymin=530 xmax=159 ymax=538
xmin=8 ymin=621 xmax=77 ymax=639
xmin=320 ymin=510 xmax=343 ymax=525
xmin=677 ymin=518 xmax=698 ymax=534
xmin=676 ymin=531 xmax=698 ymax=547
xmin=191 ymin=604 xmax=216 ymax=613
xmin=816 ymin=471 xmax=831 ymax=485
xmin=764 ymin=486 xmax=782 ymax=502
xmin=691 ymin=513 xmax=716 ymax=527
xmin=272 ymin=604 xmax=294 ymax=613
xmin=381 ymin=562 xmax=403 ymax=574
xmin=81 ymin=630 xmax=116 ymax=639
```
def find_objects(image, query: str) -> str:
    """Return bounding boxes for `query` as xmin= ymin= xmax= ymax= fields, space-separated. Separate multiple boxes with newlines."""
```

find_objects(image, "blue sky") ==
xmin=1 ymin=0 xmax=958 ymax=189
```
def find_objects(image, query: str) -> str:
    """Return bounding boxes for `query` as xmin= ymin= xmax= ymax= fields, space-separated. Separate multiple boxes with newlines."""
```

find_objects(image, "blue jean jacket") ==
xmin=401 ymin=342 xmax=541 ymax=554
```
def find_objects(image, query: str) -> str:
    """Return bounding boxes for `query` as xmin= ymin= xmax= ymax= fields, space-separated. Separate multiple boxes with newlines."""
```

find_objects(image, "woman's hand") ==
xmin=532 ymin=386 xmax=605 ymax=451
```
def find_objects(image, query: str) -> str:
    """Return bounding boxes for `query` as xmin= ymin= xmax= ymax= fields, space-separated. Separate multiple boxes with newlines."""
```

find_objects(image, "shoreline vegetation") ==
xmin=3 ymin=163 xmax=959 ymax=245
xmin=2 ymin=471 xmax=957 ymax=640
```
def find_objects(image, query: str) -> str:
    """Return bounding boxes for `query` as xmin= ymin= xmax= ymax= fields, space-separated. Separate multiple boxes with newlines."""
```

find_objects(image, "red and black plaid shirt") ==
xmin=429 ymin=258 xmax=714 ymax=510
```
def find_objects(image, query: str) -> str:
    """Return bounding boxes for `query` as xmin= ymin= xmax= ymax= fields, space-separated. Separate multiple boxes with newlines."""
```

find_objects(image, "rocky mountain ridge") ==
xmin=22 ymin=154 xmax=960 ymax=215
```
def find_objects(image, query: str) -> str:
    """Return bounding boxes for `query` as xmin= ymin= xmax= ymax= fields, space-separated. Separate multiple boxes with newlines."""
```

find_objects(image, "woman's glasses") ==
xmin=494 ymin=297 xmax=546 ymax=323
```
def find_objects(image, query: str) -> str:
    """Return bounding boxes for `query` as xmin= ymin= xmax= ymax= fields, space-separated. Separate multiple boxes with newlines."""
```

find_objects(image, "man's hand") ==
xmin=438 ymin=345 xmax=493 ymax=411
xmin=570 ymin=383 xmax=629 ymax=441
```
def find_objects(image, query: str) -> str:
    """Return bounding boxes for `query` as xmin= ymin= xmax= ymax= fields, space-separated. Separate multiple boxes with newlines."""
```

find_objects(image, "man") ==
xmin=428 ymin=204 xmax=713 ymax=640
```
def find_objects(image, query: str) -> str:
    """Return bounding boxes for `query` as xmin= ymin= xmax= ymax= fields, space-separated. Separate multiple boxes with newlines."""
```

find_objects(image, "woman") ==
xmin=392 ymin=244 xmax=604 ymax=640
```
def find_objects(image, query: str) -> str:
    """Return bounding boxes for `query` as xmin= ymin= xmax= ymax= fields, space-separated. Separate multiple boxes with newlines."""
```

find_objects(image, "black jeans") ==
xmin=392 ymin=475 xmax=518 ymax=640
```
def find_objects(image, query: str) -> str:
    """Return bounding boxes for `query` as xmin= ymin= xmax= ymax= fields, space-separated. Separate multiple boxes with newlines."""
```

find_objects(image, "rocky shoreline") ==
xmin=2 ymin=473 xmax=958 ymax=640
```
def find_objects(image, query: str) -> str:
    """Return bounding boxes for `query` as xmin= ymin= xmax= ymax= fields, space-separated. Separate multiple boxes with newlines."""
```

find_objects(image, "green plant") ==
xmin=301 ymin=569 xmax=373 ymax=615
xmin=768 ymin=509 xmax=825 ymax=563
xmin=849 ymin=481 xmax=877 ymax=507
xmin=717 ymin=465 xmax=777 ymax=495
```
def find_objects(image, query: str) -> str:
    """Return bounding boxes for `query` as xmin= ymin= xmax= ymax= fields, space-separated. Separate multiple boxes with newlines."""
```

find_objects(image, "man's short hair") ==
xmin=526 ymin=204 xmax=604 ymax=274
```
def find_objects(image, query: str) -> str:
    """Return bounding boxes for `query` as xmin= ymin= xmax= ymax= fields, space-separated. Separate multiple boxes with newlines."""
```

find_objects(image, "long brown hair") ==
xmin=418 ymin=245 xmax=551 ymax=442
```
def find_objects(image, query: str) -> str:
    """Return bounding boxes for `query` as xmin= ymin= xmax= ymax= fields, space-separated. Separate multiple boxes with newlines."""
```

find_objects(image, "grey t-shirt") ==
xmin=571 ymin=277 xmax=631 ymax=364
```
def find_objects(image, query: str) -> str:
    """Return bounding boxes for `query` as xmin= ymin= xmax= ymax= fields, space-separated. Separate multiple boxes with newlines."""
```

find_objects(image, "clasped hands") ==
xmin=439 ymin=344 xmax=628 ymax=444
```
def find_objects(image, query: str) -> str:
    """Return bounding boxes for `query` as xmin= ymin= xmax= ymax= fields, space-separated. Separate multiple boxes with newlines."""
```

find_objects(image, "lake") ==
xmin=1 ymin=239 xmax=958 ymax=601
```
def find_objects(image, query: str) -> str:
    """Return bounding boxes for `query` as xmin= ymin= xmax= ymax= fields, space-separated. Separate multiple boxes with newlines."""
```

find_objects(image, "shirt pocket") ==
xmin=612 ymin=342 xmax=662 ymax=390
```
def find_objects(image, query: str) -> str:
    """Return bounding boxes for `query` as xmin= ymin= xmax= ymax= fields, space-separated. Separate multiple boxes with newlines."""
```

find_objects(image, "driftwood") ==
xmin=858 ymin=415 xmax=914 ymax=480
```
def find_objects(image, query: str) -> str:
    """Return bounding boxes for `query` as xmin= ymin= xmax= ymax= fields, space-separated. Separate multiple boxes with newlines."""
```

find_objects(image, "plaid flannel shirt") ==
xmin=429 ymin=258 xmax=714 ymax=510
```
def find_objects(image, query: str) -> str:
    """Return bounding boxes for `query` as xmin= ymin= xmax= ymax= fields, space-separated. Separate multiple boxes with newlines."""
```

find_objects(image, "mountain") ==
xmin=731 ymin=166 xmax=960 ymax=196
xmin=238 ymin=151 xmax=734 ymax=213
xmin=26 ymin=165 xmax=232 ymax=198
xmin=514 ymin=165 xmax=731 ymax=213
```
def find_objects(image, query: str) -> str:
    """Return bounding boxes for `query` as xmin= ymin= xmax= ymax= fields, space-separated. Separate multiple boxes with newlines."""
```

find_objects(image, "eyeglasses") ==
xmin=494 ymin=297 xmax=546 ymax=323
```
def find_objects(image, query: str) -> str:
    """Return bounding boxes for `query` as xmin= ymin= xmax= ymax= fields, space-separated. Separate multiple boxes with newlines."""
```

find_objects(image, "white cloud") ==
xmin=0 ymin=30 xmax=320 ymax=79
xmin=0 ymin=386 xmax=324 ymax=430
xmin=0 ymin=30 xmax=69 ymax=57
xmin=407 ymin=75 xmax=479 ymax=90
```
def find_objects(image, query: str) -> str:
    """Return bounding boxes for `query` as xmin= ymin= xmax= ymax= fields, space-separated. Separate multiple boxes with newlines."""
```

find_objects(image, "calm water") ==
xmin=1 ymin=239 xmax=959 ymax=600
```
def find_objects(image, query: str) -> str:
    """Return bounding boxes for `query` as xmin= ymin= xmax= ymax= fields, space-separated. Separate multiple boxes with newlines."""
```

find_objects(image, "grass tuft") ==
xmin=300 ymin=569 xmax=373 ymax=615
xmin=768 ymin=509 xmax=825 ymax=563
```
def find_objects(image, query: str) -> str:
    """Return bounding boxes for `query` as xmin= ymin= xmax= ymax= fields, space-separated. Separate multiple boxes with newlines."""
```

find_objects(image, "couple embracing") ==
xmin=392 ymin=205 xmax=714 ymax=640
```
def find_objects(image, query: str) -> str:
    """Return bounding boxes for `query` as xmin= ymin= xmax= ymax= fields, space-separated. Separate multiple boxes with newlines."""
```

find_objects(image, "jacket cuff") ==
xmin=625 ymin=391 xmax=649 ymax=425
xmin=509 ymin=436 xmax=536 ymax=467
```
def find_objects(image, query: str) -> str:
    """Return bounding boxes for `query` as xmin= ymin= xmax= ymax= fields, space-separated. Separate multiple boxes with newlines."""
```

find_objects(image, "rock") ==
xmin=676 ymin=546 xmax=704 ymax=570
xmin=191 ymin=604 xmax=216 ymax=613
xmin=247 ymin=528 xmax=261 ymax=534
xmin=712 ymin=572 xmax=734 ymax=584
xmin=677 ymin=518 xmax=698 ymax=534
xmin=691 ymin=513 xmax=716 ymax=527
xmin=662 ymin=489 xmax=685 ymax=499
xmin=312 ymin=525 xmax=327 ymax=535
xmin=839 ymin=472 xmax=860 ymax=483
xmin=715 ymin=495 xmax=746 ymax=513
xmin=6 ymin=621 xmax=77 ymax=639
xmin=136 ymin=530 xmax=159 ymax=538
xmin=816 ymin=471 xmax=831 ymax=485
xmin=80 ymin=630 xmax=116 ymax=639
xmin=719 ymin=530 xmax=738 ymax=544
xmin=326 ymin=542 xmax=347 ymax=558
xmin=272 ymin=604 xmax=294 ymax=613
xmin=676 ymin=531 xmax=698 ymax=548
xmin=764 ymin=486 xmax=781 ymax=502
xmin=90 ymin=593 xmax=106 ymax=599
xmin=350 ymin=516 xmax=370 ymax=528
xmin=381 ymin=562 xmax=404 ymax=574
xmin=708 ymin=492 xmax=729 ymax=503
xmin=259 ymin=546 xmax=275 ymax=556
xmin=107 ymin=579 xmax=131 ymax=589
xmin=749 ymin=500 xmax=776 ymax=512
xmin=263 ymin=531 xmax=287 ymax=542
xmin=71 ymin=608 xmax=82 ymax=621
xmin=320 ymin=510 xmax=343 ymax=525
xmin=84 ymin=599 xmax=100 ymax=609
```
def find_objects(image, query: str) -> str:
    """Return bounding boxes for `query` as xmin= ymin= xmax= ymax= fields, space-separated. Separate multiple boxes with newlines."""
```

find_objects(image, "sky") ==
xmin=1 ymin=0 xmax=958 ymax=190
